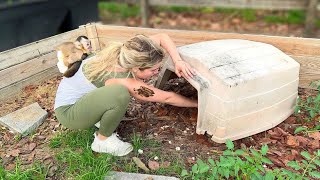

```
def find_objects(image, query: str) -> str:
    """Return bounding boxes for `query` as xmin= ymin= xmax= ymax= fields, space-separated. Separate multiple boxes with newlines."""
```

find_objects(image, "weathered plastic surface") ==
xmin=156 ymin=39 xmax=300 ymax=143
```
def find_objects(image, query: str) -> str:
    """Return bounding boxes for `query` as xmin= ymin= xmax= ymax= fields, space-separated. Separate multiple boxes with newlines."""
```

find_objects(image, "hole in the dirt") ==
xmin=160 ymin=77 xmax=198 ymax=122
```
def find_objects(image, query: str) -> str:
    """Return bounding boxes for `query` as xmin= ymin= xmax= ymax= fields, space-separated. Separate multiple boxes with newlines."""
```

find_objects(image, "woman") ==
xmin=54 ymin=33 xmax=198 ymax=156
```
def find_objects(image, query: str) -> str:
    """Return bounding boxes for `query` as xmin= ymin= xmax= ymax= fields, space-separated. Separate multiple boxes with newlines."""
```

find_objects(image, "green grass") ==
xmin=131 ymin=132 xmax=162 ymax=154
xmin=214 ymin=7 xmax=238 ymax=14
xmin=264 ymin=10 xmax=305 ymax=24
xmin=98 ymin=2 xmax=140 ymax=19
xmin=49 ymin=128 xmax=180 ymax=178
xmin=240 ymin=9 xmax=257 ymax=22
xmin=50 ymin=128 xmax=115 ymax=179
xmin=98 ymin=2 xmax=317 ymax=25
xmin=316 ymin=19 xmax=320 ymax=28
xmin=0 ymin=161 xmax=48 ymax=180
xmin=155 ymin=5 xmax=194 ymax=13
xmin=4 ymin=127 xmax=319 ymax=179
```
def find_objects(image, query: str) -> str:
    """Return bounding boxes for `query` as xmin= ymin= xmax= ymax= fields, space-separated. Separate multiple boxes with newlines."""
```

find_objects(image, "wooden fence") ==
xmin=118 ymin=0 xmax=319 ymax=37
xmin=0 ymin=23 xmax=320 ymax=101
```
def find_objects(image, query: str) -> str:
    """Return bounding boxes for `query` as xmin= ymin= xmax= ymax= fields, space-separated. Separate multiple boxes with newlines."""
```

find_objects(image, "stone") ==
xmin=156 ymin=39 xmax=300 ymax=143
xmin=105 ymin=172 xmax=179 ymax=180
xmin=0 ymin=103 xmax=47 ymax=136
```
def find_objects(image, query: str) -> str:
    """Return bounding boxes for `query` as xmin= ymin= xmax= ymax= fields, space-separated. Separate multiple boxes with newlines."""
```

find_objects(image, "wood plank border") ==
xmin=0 ymin=27 xmax=87 ymax=70
xmin=0 ymin=66 xmax=59 ymax=101
xmin=0 ymin=25 xmax=88 ymax=101
xmin=0 ymin=52 xmax=57 ymax=89
xmin=96 ymin=25 xmax=320 ymax=56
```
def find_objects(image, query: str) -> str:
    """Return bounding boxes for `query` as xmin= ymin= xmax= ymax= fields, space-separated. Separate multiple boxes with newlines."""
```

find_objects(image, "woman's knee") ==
xmin=109 ymin=84 xmax=130 ymax=105
xmin=118 ymin=85 xmax=130 ymax=105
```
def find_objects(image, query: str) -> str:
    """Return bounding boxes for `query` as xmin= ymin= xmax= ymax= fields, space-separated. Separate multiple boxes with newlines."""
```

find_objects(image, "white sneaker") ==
xmin=91 ymin=133 xmax=133 ymax=156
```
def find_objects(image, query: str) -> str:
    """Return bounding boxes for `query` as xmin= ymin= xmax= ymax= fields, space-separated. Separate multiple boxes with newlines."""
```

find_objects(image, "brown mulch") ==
xmin=0 ymin=74 xmax=319 ymax=178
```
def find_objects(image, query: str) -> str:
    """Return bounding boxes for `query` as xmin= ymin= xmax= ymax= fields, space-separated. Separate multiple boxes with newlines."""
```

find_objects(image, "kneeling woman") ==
xmin=54 ymin=34 xmax=198 ymax=156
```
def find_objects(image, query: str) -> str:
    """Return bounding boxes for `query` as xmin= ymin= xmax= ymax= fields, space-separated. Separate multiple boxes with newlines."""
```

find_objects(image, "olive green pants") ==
xmin=55 ymin=84 xmax=130 ymax=137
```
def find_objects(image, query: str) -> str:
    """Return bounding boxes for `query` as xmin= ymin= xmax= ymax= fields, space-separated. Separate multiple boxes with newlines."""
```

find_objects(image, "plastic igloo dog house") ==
xmin=156 ymin=39 xmax=300 ymax=143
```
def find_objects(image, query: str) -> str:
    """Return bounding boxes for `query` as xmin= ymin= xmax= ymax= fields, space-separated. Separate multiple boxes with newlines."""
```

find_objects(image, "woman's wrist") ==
xmin=174 ymin=58 xmax=183 ymax=64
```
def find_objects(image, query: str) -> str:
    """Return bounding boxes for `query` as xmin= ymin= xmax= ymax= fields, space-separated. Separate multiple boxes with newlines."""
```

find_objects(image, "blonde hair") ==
xmin=85 ymin=35 xmax=165 ymax=81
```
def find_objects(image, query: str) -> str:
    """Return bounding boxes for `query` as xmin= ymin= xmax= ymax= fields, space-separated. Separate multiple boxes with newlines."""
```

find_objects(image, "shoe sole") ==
xmin=91 ymin=145 xmax=133 ymax=156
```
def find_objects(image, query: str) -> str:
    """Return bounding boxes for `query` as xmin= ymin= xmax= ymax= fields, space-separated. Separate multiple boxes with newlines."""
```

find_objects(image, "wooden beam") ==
xmin=0 ymin=66 xmax=59 ymax=101
xmin=96 ymin=25 xmax=320 ymax=56
xmin=0 ymin=27 xmax=86 ymax=71
xmin=82 ymin=23 xmax=101 ymax=52
xmin=292 ymin=55 xmax=320 ymax=88
xmin=0 ymin=52 xmax=57 ymax=90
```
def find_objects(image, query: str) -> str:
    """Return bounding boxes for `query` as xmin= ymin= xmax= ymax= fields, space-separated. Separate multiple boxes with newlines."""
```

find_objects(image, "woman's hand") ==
xmin=105 ymin=78 xmax=198 ymax=108
xmin=149 ymin=33 xmax=196 ymax=79
xmin=174 ymin=60 xmax=196 ymax=79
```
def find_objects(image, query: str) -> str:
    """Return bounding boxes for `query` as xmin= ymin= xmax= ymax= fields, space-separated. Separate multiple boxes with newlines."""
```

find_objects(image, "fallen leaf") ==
xmin=1 ymin=156 xmax=14 ymax=165
xmin=274 ymin=127 xmax=289 ymax=136
xmin=16 ymin=138 xmax=29 ymax=148
xmin=308 ymin=140 xmax=320 ymax=149
xmin=286 ymin=136 xmax=299 ymax=147
xmin=132 ymin=157 xmax=149 ymax=172
xmin=5 ymin=163 xmax=15 ymax=171
xmin=308 ymin=132 xmax=320 ymax=140
xmin=148 ymin=160 xmax=160 ymax=170
xmin=285 ymin=116 xmax=297 ymax=123
xmin=42 ymin=157 xmax=53 ymax=166
xmin=295 ymin=136 xmax=310 ymax=147
xmin=155 ymin=107 xmax=168 ymax=116
xmin=291 ymin=149 xmax=299 ymax=157
xmin=8 ymin=149 xmax=20 ymax=157
xmin=268 ymin=156 xmax=285 ymax=167
xmin=281 ymin=155 xmax=295 ymax=166
xmin=29 ymin=143 xmax=37 ymax=151
xmin=28 ymin=151 xmax=36 ymax=162
xmin=3 ymin=133 xmax=11 ymax=142
xmin=48 ymin=165 xmax=58 ymax=177
xmin=161 ymin=161 xmax=171 ymax=168
xmin=36 ymin=136 xmax=46 ymax=140
xmin=260 ymin=138 xmax=277 ymax=145
xmin=270 ymin=150 xmax=283 ymax=156
xmin=284 ymin=155 xmax=295 ymax=161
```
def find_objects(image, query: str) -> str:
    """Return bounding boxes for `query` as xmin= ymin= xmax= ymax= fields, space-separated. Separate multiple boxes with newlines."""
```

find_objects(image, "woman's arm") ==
xmin=106 ymin=78 xmax=198 ymax=108
xmin=149 ymin=33 xmax=196 ymax=79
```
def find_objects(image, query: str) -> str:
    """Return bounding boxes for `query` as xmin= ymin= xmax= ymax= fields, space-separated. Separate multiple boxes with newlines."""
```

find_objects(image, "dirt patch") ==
xmin=1 ymin=74 xmax=319 ymax=178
